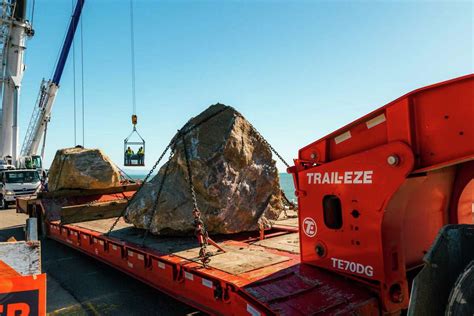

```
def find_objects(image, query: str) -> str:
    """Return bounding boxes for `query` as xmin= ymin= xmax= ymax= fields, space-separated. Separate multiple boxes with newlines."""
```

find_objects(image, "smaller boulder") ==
xmin=48 ymin=147 xmax=121 ymax=191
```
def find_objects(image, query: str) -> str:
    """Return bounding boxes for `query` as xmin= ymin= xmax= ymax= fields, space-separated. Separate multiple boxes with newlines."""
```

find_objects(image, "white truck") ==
xmin=0 ymin=169 xmax=41 ymax=208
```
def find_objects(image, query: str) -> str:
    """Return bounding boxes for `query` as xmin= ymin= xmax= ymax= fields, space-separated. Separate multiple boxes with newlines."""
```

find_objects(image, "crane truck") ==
xmin=0 ymin=0 xmax=33 ymax=166
xmin=0 ymin=0 xmax=84 ymax=208
xmin=0 ymin=0 xmax=42 ymax=207
xmin=22 ymin=74 xmax=473 ymax=315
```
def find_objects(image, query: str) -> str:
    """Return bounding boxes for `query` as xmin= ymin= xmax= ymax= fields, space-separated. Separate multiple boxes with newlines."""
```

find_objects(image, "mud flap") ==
xmin=408 ymin=225 xmax=474 ymax=315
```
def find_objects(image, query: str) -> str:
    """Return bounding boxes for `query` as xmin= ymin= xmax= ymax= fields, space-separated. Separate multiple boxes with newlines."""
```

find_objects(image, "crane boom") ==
xmin=20 ymin=0 xmax=84 ymax=158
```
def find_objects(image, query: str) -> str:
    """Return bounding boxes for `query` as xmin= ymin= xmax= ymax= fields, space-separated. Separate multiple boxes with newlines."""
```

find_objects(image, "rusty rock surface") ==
xmin=125 ymin=104 xmax=283 ymax=235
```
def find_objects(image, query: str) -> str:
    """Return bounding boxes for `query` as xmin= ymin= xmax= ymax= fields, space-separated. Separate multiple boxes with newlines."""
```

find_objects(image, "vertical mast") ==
xmin=0 ymin=0 xmax=33 ymax=164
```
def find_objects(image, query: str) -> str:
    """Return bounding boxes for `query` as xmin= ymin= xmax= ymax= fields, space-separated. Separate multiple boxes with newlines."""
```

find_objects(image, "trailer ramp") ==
xmin=243 ymin=264 xmax=379 ymax=315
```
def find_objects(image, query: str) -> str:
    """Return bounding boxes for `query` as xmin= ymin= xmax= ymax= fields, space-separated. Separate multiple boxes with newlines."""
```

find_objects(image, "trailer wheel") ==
xmin=446 ymin=261 xmax=474 ymax=315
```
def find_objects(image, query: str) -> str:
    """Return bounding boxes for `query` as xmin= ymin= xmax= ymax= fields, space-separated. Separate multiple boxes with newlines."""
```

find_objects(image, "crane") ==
xmin=0 ymin=0 xmax=33 ymax=166
xmin=20 ymin=0 xmax=85 ymax=166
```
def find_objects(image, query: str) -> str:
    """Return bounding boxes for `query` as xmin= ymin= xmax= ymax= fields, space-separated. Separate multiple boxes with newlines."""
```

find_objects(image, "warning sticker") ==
xmin=302 ymin=217 xmax=317 ymax=237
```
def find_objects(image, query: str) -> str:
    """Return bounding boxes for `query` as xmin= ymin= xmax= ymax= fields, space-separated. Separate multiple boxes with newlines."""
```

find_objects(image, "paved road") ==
xmin=0 ymin=208 xmax=198 ymax=315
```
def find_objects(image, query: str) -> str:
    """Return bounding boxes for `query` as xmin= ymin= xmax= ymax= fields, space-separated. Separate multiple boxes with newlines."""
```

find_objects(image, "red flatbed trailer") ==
xmin=44 ymin=214 xmax=379 ymax=315
xmin=34 ymin=74 xmax=473 ymax=315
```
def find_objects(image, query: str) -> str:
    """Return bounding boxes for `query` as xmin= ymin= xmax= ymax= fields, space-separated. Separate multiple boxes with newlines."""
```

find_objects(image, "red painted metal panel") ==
xmin=79 ymin=232 xmax=95 ymax=254
xmin=295 ymin=141 xmax=415 ymax=312
xmin=297 ymin=142 xmax=413 ymax=282
xmin=291 ymin=74 xmax=474 ymax=313
xmin=410 ymin=78 xmax=473 ymax=168
xmin=148 ymin=257 xmax=175 ymax=290
xmin=297 ymin=74 xmax=474 ymax=171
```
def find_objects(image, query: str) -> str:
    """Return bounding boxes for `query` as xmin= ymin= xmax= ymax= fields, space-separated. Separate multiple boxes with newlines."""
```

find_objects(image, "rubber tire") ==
xmin=446 ymin=260 xmax=474 ymax=315
xmin=0 ymin=198 xmax=5 ymax=209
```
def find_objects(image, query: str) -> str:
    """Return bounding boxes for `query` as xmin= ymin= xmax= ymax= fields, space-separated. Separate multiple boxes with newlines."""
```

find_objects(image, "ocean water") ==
xmin=129 ymin=173 xmax=296 ymax=200
xmin=279 ymin=173 xmax=296 ymax=200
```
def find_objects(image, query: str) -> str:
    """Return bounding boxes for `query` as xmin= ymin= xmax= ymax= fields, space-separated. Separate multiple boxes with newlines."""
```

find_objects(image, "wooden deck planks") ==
xmin=72 ymin=217 xmax=291 ymax=275
xmin=254 ymin=233 xmax=300 ymax=254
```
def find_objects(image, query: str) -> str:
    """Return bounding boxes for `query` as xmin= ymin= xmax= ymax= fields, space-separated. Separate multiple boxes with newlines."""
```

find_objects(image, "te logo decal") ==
xmin=302 ymin=217 xmax=317 ymax=237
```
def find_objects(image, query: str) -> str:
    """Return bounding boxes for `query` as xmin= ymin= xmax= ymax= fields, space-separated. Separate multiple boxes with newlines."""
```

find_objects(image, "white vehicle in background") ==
xmin=0 ymin=159 xmax=15 ymax=171
xmin=0 ymin=169 xmax=41 ymax=208
xmin=17 ymin=155 xmax=43 ymax=172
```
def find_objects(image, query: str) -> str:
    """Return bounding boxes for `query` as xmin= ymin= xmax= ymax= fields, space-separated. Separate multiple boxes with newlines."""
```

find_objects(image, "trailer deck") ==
xmin=45 ymin=210 xmax=379 ymax=315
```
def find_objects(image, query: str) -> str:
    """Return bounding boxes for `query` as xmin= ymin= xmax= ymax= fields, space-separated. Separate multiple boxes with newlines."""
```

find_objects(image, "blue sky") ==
xmin=19 ymin=0 xmax=473 ymax=172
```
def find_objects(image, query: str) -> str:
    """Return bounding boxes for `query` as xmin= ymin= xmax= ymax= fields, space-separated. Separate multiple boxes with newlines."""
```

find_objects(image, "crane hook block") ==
xmin=132 ymin=114 xmax=138 ymax=125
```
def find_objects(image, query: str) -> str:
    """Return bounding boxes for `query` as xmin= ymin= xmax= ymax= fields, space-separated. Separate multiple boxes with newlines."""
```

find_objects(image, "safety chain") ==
xmin=141 ymin=146 xmax=175 ymax=246
xmin=114 ymin=163 xmax=135 ymax=182
xmin=280 ymin=189 xmax=296 ymax=209
xmin=180 ymin=131 xmax=211 ymax=266
xmin=246 ymin=121 xmax=295 ymax=213
xmin=106 ymin=139 xmax=176 ymax=236
xmin=107 ymin=104 xmax=291 ymax=269
xmin=249 ymin=124 xmax=290 ymax=169
xmin=106 ymin=105 xmax=231 ymax=236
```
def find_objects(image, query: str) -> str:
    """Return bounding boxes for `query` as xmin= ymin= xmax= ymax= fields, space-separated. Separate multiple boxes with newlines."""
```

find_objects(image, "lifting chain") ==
xmin=106 ymin=105 xmax=231 ymax=236
xmin=106 ymin=104 xmax=291 ymax=269
xmin=141 ymin=146 xmax=175 ymax=246
xmin=247 ymin=122 xmax=295 ymax=215
xmin=114 ymin=163 xmax=135 ymax=182
xmin=180 ymin=131 xmax=211 ymax=267
xmin=246 ymin=122 xmax=290 ymax=169
xmin=106 ymin=139 xmax=176 ymax=236
xmin=280 ymin=189 xmax=298 ymax=218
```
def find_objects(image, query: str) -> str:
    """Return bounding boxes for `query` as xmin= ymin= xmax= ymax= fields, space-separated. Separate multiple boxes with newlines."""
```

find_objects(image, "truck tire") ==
xmin=446 ymin=261 xmax=474 ymax=315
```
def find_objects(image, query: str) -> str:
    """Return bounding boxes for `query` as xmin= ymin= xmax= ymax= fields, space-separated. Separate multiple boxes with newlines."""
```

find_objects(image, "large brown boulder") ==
xmin=125 ymin=104 xmax=283 ymax=235
xmin=48 ymin=147 xmax=121 ymax=191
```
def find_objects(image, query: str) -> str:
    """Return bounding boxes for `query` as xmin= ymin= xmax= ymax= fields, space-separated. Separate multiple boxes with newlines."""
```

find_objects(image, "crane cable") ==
xmin=130 ymin=0 xmax=136 ymax=117
xmin=70 ymin=0 xmax=84 ymax=146
xmin=72 ymin=0 xmax=77 ymax=145
xmin=80 ymin=8 xmax=85 ymax=146
xmin=30 ymin=0 xmax=36 ymax=26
